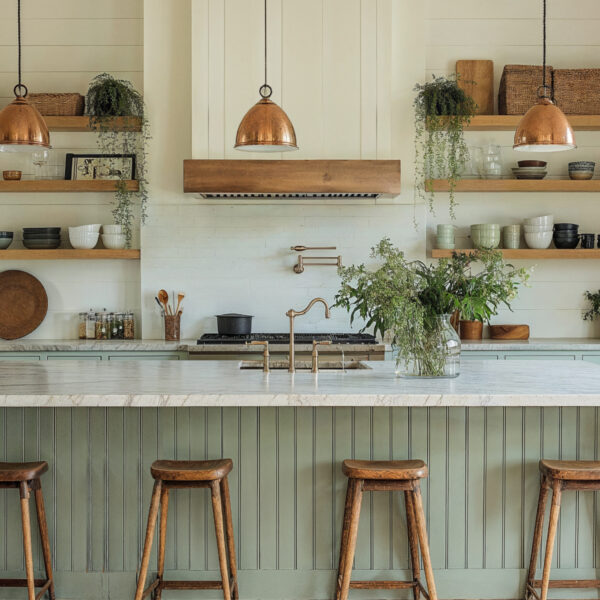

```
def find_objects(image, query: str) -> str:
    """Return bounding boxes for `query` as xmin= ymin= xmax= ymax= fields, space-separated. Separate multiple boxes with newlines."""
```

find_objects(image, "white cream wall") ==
xmin=425 ymin=0 xmax=600 ymax=337
xmin=141 ymin=0 xmax=426 ymax=338
xmin=0 ymin=0 xmax=143 ymax=338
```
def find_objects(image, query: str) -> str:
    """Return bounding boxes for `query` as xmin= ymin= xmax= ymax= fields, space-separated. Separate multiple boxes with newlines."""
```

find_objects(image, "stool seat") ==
xmin=151 ymin=459 xmax=233 ymax=482
xmin=0 ymin=461 xmax=48 ymax=482
xmin=540 ymin=459 xmax=600 ymax=480
xmin=342 ymin=459 xmax=427 ymax=480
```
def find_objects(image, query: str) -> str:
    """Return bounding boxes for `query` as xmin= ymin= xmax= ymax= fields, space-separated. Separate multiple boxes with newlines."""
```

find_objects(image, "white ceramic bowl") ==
xmin=102 ymin=224 xmax=122 ymax=234
xmin=101 ymin=233 xmax=126 ymax=249
xmin=69 ymin=229 xmax=99 ymax=250
xmin=524 ymin=224 xmax=553 ymax=233
xmin=70 ymin=224 xmax=101 ymax=234
xmin=524 ymin=215 xmax=553 ymax=227
xmin=525 ymin=231 xmax=553 ymax=249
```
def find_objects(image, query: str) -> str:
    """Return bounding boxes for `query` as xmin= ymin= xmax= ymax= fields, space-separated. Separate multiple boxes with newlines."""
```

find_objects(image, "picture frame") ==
xmin=64 ymin=153 xmax=136 ymax=181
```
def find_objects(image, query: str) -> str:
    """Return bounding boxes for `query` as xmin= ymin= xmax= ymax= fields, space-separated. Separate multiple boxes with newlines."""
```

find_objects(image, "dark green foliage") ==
xmin=414 ymin=75 xmax=477 ymax=219
xmin=86 ymin=73 xmax=144 ymax=117
xmin=583 ymin=290 xmax=600 ymax=321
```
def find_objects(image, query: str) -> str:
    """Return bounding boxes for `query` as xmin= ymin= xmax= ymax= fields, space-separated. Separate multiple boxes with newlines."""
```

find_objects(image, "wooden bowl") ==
xmin=3 ymin=170 xmax=21 ymax=181
xmin=489 ymin=324 xmax=530 ymax=340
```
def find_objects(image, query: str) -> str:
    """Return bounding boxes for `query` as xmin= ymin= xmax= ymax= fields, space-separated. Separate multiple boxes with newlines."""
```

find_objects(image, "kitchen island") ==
xmin=1 ymin=360 xmax=600 ymax=600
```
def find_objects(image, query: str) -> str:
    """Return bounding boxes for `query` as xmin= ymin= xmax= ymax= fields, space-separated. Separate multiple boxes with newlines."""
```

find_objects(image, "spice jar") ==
xmin=86 ymin=309 xmax=96 ymax=339
xmin=78 ymin=312 xmax=87 ymax=339
xmin=123 ymin=312 xmax=135 ymax=340
xmin=108 ymin=312 xmax=116 ymax=339
xmin=95 ymin=312 xmax=109 ymax=340
xmin=114 ymin=313 xmax=125 ymax=339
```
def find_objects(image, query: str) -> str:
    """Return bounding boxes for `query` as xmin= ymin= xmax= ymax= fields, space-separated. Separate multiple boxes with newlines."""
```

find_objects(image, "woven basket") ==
xmin=498 ymin=65 xmax=553 ymax=115
xmin=553 ymin=69 xmax=600 ymax=114
xmin=27 ymin=93 xmax=85 ymax=116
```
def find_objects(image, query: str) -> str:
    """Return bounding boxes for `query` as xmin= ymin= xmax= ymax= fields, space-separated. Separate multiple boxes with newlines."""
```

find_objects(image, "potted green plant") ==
xmin=413 ymin=75 xmax=477 ymax=220
xmin=583 ymin=290 xmax=600 ymax=323
xmin=86 ymin=73 xmax=150 ymax=247
xmin=454 ymin=250 xmax=530 ymax=340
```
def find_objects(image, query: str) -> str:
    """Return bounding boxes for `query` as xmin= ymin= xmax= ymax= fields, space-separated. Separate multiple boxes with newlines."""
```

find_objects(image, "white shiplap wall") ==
xmin=0 ymin=0 xmax=143 ymax=338
xmin=425 ymin=0 xmax=600 ymax=337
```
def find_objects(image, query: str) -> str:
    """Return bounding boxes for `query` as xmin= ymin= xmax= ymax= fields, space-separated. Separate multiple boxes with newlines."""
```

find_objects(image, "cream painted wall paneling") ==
xmin=426 ymin=0 xmax=600 ymax=19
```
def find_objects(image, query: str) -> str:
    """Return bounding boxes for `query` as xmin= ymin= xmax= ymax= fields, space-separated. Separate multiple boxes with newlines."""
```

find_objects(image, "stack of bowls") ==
xmin=568 ymin=161 xmax=595 ymax=180
xmin=512 ymin=160 xmax=547 ymax=180
xmin=436 ymin=224 xmax=455 ymax=249
xmin=0 ymin=231 xmax=13 ymax=249
xmin=502 ymin=225 xmax=521 ymax=249
xmin=471 ymin=224 xmax=500 ymax=249
xmin=523 ymin=215 xmax=553 ymax=249
xmin=101 ymin=224 xmax=126 ymax=249
xmin=23 ymin=227 xmax=61 ymax=249
xmin=553 ymin=223 xmax=579 ymax=249
xmin=69 ymin=224 xmax=100 ymax=249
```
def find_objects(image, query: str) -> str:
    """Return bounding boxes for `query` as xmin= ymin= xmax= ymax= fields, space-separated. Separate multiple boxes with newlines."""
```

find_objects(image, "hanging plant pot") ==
xmin=459 ymin=319 xmax=483 ymax=340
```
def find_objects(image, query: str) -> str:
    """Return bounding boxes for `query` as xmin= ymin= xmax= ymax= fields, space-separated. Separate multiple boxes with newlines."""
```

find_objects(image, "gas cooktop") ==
xmin=197 ymin=333 xmax=377 ymax=345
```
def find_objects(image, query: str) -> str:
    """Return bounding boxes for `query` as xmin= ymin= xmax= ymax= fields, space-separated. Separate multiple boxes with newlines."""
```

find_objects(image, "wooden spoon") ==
xmin=175 ymin=292 xmax=185 ymax=315
xmin=158 ymin=289 xmax=171 ymax=315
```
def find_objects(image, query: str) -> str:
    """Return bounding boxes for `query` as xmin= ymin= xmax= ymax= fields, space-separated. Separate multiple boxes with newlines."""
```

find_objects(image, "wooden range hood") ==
xmin=183 ymin=159 xmax=401 ymax=199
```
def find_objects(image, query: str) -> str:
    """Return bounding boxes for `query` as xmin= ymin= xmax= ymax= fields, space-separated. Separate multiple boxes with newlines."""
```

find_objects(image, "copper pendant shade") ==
xmin=514 ymin=97 xmax=575 ymax=152
xmin=235 ymin=96 xmax=297 ymax=152
xmin=0 ymin=0 xmax=50 ymax=152
xmin=513 ymin=0 xmax=574 ymax=152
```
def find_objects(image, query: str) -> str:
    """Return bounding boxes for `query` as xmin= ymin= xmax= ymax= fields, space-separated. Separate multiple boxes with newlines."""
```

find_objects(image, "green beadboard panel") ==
xmin=2 ymin=407 xmax=600 ymax=600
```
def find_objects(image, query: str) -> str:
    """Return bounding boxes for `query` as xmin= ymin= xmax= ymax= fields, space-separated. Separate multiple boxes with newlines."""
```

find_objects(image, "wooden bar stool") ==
xmin=526 ymin=459 xmax=600 ymax=600
xmin=335 ymin=459 xmax=438 ymax=600
xmin=0 ymin=462 xmax=55 ymax=600
xmin=134 ymin=459 xmax=238 ymax=600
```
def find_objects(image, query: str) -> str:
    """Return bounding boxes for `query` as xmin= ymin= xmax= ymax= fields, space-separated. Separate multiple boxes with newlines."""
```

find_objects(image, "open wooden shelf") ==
xmin=43 ymin=116 xmax=142 ymax=132
xmin=0 ymin=180 xmax=139 ymax=193
xmin=464 ymin=114 xmax=600 ymax=131
xmin=428 ymin=179 xmax=600 ymax=192
xmin=431 ymin=248 xmax=600 ymax=259
xmin=0 ymin=249 xmax=140 ymax=260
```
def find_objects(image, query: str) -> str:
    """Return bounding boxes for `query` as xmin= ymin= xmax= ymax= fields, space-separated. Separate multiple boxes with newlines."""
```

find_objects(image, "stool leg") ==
xmin=525 ymin=475 xmax=550 ymax=598
xmin=19 ymin=481 xmax=35 ymax=600
xmin=155 ymin=486 xmax=170 ymax=600
xmin=335 ymin=478 xmax=355 ymax=599
xmin=210 ymin=480 xmax=232 ymax=600
xmin=220 ymin=476 xmax=239 ymax=600
xmin=33 ymin=481 xmax=55 ymax=600
xmin=337 ymin=479 xmax=364 ymax=600
xmin=404 ymin=490 xmax=421 ymax=600
xmin=134 ymin=480 xmax=163 ymax=600
xmin=412 ymin=482 xmax=438 ymax=600
xmin=540 ymin=481 xmax=563 ymax=600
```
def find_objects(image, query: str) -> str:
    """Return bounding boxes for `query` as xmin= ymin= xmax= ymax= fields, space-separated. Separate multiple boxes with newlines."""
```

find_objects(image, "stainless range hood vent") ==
xmin=184 ymin=159 xmax=401 ymax=199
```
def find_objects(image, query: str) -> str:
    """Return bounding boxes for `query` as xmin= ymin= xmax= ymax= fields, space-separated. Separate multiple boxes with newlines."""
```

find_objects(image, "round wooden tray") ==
xmin=0 ymin=270 xmax=48 ymax=339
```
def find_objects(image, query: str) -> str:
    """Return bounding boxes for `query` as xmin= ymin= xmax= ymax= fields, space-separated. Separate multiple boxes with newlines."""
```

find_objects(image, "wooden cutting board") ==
xmin=0 ymin=270 xmax=48 ymax=339
xmin=456 ymin=60 xmax=494 ymax=115
xmin=489 ymin=324 xmax=530 ymax=340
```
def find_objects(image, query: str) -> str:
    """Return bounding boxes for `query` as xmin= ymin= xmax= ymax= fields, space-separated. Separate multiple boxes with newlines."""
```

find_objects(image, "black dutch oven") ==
xmin=216 ymin=313 xmax=253 ymax=335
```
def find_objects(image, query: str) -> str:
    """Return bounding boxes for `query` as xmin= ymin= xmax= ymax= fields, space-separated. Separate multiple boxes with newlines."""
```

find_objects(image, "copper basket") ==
xmin=27 ymin=93 xmax=85 ymax=116
xmin=498 ymin=65 xmax=553 ymax=115
xmin=553 ymin=69 xmax=600 ymax=115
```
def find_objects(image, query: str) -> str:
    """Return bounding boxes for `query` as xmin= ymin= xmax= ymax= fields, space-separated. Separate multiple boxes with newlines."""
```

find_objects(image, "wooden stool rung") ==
xmin=349 ymin=580 xmax=416 ymax=589
xmin=140 ymin=579 xmax=160 ymax=599
xmin=161 ymin=580 xmax=224 ymax=590
xmin=0 ymin=579 xmax=47 ymax=588
xmin=417 ymin=579 xmax=431 ymax=600
xmin=530 ymin=579 xmax=600 ymax=589
xmin=35 ymin=580 xmax=52 ymax=600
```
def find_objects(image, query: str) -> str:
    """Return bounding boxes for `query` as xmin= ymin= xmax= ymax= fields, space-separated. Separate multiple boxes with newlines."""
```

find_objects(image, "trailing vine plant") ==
xmin=86 ymin=73 xmax=150 ymax=247
xmin=583 ymin=290 xmax=600 ymax=322
xmin=413 ymin=74 xmax=476 ymax=221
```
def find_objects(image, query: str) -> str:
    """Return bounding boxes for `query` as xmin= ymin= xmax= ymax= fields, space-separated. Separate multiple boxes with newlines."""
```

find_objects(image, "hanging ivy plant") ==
xmin=413 ymin=74 xmax=476 ymax=220
xmin=86 ymin=73 xmax=150 ymax=247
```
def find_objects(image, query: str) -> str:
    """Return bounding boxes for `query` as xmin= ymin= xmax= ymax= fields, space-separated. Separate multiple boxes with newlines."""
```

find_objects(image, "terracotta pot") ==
xmin=459 ymin=319 xmax=483 ymax=340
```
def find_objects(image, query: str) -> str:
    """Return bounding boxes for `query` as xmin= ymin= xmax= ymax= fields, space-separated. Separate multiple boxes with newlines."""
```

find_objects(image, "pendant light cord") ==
xmin=14 ymin=0 xmax=26 ymax=97
xmin=542 ymin=0 xmax=547 ymax=91
xmin=259 ymin=0 xmax=272 ymax=98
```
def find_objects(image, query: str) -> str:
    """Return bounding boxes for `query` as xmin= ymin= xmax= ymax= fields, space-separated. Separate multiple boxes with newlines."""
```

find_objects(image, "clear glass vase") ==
xmin=395 ymin=314 xmax=461 ymax=378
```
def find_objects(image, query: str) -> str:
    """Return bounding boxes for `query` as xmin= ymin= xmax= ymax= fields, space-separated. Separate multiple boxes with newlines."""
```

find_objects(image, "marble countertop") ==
xmin=1 ymin=359 xmax=599 ymax=407
xmin=1 ymin=338 xmax=600 ymax=352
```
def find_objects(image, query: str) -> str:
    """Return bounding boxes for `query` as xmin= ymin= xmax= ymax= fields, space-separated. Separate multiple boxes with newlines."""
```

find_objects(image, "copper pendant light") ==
xmin=513 ymin=0 xmax=574 ymax=152
xmin=0 ymin=0 xmax=50 ymax=152
xmin=235 ymin=0 xmax=297 ymax=152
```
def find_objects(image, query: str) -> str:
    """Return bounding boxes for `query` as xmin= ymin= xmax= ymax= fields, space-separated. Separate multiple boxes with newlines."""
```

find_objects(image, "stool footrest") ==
xmin=530 ymin=579 xmax=600 ymax=589
xmin=161 ymin=580 xmax=224 ymax=591
xmin=349 ymin=580 xmax=416 ymax=589
xmin=0 ymin=579 xmax=48 ymax=588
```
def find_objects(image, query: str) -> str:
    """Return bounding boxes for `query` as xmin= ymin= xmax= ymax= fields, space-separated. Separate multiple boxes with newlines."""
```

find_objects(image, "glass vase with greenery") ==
xmin=86 ymin=73 xmax=150 ymax=247
xmin=413 ymin=74 xmax=477 ymax=220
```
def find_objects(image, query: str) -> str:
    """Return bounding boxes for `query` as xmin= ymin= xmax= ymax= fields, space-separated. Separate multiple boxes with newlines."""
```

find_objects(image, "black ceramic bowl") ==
xmin=553 ymin=230 xmax=579 ymax=237
xmin=23 ymin=239 xmax=61 ymax=250
xmin=23 ymin=232 xmax=61 ymax=239
xmin=554 ymin=223 xmax=579 ymax=231
xmin=0 ymin=231 xmax=14 ymax=238
xmin=553 ymin=236 xmax=579 ymax=249
xmin=23 ymin=227 xmax=61 ymax=235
